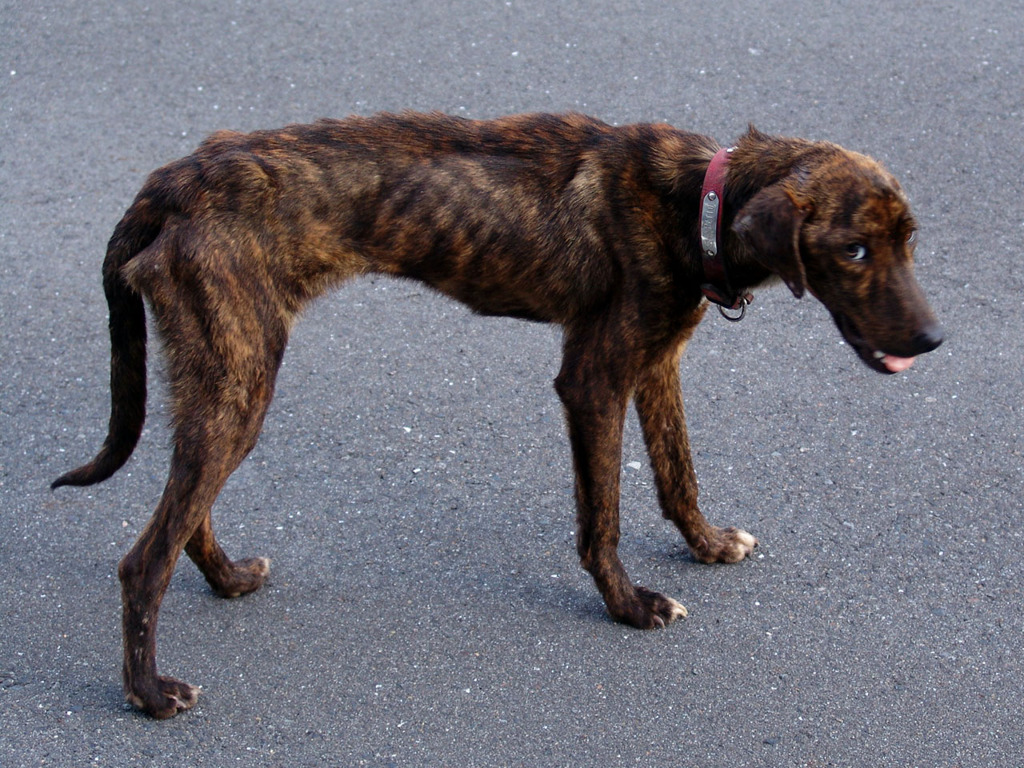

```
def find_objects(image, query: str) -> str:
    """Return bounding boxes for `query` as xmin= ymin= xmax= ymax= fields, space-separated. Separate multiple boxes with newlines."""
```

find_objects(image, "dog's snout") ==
xmin=913 ymin=322 xmax=944 ymax=354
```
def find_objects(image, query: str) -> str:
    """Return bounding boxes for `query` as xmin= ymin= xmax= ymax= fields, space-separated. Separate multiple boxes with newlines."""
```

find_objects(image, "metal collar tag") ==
xmin=700 ymin=189 xmax=721 ymax=257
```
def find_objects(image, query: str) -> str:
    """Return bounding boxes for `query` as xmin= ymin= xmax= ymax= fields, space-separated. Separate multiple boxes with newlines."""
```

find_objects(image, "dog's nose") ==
xmin=913 ymin=322 xmax=944 ymax=354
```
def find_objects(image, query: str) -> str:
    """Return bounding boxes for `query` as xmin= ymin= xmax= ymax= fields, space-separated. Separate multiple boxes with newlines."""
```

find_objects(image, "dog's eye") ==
xmin=846 ymin=244 xmax=868 ymax=262
xmin=906 ymin=230 xmax=918 ymax=247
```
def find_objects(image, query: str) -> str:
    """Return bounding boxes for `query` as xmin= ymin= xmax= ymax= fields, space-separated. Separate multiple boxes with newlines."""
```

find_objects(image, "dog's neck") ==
xmin=715 ymin=128 xmax=830 ymax=294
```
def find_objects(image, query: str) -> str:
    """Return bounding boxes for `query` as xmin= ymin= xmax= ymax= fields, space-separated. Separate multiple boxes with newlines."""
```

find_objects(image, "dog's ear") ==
xmin=731 ymin=182 xmax=811 ymax=298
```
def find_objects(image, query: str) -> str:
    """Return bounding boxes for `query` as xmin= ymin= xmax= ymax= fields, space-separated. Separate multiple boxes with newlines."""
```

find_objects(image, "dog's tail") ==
xmin=51 ymin=191 xmax=164 ymax=489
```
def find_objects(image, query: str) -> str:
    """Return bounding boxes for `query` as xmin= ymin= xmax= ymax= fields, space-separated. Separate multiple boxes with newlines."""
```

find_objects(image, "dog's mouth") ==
xmin=830 ymin=311 xmax=917 ymax=375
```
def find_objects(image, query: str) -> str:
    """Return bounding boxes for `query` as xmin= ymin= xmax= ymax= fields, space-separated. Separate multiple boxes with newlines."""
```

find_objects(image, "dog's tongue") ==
xmin=883 ymin=354 xmax=916 ymax=373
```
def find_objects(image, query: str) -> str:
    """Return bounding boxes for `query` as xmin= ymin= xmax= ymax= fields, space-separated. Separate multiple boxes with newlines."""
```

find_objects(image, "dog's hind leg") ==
xmin=118 ymin=373 xmax=278 ymax=718
xmin=634 ymin=346 xmax=757 ymax=564
xmin=185 ymin=513 xmax=270 ymax=599
xmin=181 ymin=374 xmax=275 ymax=601
xmin=117 ymin=270 xmax=286 ymax=717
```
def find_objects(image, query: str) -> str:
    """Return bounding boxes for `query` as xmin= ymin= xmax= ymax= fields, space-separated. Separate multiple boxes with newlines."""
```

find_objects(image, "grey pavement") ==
xmin=2 ymin=1 xmax=1022 ymax=765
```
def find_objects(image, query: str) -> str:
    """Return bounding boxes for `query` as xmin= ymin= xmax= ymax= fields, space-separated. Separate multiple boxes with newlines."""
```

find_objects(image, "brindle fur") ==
xmin=53 ymin=111 xmax=942 ymax=718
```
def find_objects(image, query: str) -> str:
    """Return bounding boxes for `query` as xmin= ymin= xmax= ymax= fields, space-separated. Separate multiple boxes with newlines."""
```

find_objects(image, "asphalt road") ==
xmin=2 ymin=1 xmax=1022 ymax=765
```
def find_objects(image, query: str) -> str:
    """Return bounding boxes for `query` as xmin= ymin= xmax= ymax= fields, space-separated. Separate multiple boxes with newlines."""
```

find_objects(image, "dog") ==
xmin=52 ymin=111 xmax=943 ymax=718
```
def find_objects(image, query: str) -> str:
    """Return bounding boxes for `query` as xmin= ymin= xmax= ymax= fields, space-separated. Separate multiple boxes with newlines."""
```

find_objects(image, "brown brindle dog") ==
xmin=53 ymin=112 xmax=943 ymax=718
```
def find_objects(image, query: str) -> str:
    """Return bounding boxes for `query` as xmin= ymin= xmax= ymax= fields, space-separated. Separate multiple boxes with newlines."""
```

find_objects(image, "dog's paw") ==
xmin=127 ymin=675 xmax=201 ymax=720
xmin=611 ymin=586 xmax=688 ymax=629
xmin=211 ymin=556 xmax=271 ymax=599
xmin=691 ymin=526 xmax=758 ymax=564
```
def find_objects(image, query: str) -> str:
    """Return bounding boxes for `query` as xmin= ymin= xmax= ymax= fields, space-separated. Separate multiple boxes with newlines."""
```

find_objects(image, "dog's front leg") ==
xmin=555 ymin=333 xmax=687 ymax=629
xmin=634 ymin=349 xmax=757 ymax=563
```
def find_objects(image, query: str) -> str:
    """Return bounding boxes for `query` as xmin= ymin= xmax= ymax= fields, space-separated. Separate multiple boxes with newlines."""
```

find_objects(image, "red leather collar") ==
xmin=700 ymin=147 xmax=752 ymax=317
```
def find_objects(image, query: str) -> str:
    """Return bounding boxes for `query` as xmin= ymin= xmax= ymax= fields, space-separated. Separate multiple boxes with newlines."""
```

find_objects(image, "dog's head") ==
xmin=732 ymin=138 xmax=943 ymax=374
